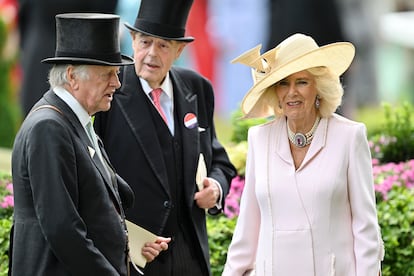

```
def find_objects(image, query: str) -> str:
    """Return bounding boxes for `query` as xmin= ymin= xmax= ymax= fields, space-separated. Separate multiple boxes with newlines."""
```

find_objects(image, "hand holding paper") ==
xmin=126 ymin=220 xmax=170 ymax=269
xmin=142 ymin=236 xmax=171 ymax=262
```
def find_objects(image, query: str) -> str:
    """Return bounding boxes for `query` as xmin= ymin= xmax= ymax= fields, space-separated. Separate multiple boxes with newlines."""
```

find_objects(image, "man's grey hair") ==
xmin=48 ymin=65 xmax=90 ymax=88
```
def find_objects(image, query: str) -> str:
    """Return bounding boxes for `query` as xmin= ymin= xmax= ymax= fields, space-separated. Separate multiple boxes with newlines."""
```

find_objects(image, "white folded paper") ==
xmin=125 ymin=220 xmax=158 ymax=268
xmin=196 ymin=153 xmax=207 ymax=191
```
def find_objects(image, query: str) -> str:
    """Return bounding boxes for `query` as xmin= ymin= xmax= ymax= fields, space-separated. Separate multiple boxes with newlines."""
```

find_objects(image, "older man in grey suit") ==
xmin=10 ymin=13 xmax=169 ymax=276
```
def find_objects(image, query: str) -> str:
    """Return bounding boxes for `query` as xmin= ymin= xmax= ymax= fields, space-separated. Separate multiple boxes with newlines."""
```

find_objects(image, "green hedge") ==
xmin=207 ymin=215 xmax=237 ymax=276
xmin=377 ymin=186 xmax=414 ymax=276
xmin=0 ymin=173 xmax=12 ymax=276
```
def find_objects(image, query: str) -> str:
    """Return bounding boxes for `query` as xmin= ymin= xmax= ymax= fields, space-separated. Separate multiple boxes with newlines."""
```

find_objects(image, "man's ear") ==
xmin=175 ymin=42 xmax=188 ymax=59
xmin=66 ymin=66 xmax=78 ymax=90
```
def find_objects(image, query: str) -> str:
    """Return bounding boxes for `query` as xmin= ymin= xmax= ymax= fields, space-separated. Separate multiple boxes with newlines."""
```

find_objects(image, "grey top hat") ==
xmin=42 ymin=13 xmax=134 ymax=66
xmin=125 ymin=0 xmax=195 ymax=42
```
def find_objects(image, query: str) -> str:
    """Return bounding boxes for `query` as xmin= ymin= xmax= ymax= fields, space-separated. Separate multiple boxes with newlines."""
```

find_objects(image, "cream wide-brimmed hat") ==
xmin=232 ymin=33 xmax=355 ymax=118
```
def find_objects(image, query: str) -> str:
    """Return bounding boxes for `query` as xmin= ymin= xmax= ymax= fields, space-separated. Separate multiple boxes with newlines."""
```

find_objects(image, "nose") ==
xmin=287 ymin=83 xmax=297 ymax=95
xmin=148 ymin=43 xmax=159 ymax=56
xmin=110 ymin=73 xmax=121 ymax=89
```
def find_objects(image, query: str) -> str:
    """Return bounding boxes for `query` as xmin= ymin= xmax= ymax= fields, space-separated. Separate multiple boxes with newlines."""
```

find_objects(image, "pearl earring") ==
xmin=315 ymin=96 xmax=320 ymax=109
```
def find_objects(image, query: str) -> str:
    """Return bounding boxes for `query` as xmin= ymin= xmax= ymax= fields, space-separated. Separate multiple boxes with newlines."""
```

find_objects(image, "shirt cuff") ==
xmin=209 ymin=177 xmax=223 ymax=210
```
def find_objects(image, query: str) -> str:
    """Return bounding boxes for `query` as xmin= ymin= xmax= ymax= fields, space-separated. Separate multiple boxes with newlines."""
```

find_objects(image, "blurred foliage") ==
xmin=225 ymin=141 xmax=247 ymax=177
xmin=354 ymin=104 xmax=385 ymax=137
xmin=229 ymin=109 xmax=269 ymax=144
xmin=222 ymin=109 xmax=269 ymax=177
xmin=377 ymin=186 xmax=414 ymax=276
xmin=368 ymin=102 xmax=414 ymax=164
xmin=0 ymin=16 xmax=21 ymax=148
xmin=0 ymin=173 xmax=12 ymax=276
xmin=0 ymin=217 xmax=11 ymax=276
xmin=207 ymin=214 xmax=237 ymax=276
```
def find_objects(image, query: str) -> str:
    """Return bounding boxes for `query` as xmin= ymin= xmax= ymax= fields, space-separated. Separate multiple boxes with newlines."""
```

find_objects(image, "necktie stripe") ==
xmin=150 ymin=88 xmax=168 ymax=124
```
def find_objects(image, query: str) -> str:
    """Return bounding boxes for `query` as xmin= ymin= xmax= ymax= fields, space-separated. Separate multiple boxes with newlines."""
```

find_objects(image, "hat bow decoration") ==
xmin=231 ymin=44 xmax=278 ymax=86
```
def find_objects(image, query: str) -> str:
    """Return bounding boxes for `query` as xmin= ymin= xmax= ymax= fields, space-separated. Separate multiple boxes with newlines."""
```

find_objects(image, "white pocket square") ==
xmin=198 ymin=127 xmax=206 ymax=132
xmin=88 ymin=146 xmax=96 ymax=158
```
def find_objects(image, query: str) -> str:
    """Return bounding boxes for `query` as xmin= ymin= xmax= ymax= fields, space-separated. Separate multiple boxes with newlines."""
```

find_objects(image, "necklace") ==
xmin=287 ymin=116 xmax=321 ymax=148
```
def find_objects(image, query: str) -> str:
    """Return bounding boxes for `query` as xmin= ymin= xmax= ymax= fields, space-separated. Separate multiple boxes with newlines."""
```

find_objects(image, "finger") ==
xmin=202 ymin=177 xmax=211 ymax=188
xmin=156 ymin=237 xmax=171 ymax=244
xmin=142 ymin=251 xmax=157 ymax=262
xmin=194 ymin=190 xmax=202 ymax=200
xmin=160 ymin=242 xmax=169 ymax=251
xmin=142 ymin=246 xmax=160 ymax=259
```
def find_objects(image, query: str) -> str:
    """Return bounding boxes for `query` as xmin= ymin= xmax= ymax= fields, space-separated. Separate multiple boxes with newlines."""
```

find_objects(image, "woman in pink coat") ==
xmin=222 ymin=33 xmax=384 ymax=276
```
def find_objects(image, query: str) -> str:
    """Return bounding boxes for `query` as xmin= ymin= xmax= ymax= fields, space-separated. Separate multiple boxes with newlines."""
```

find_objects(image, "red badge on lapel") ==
xmin=184 ymin=113 xmax=197 ymax=129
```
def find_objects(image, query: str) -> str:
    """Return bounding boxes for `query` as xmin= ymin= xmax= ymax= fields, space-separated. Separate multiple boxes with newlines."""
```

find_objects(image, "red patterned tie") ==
xmin=150 ymin=88 xmax=168 ymax=124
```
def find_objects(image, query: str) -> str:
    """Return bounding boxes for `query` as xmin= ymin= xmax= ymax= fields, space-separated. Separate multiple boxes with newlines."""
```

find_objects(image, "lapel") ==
xmin=275 ymin=116 xmax=326 ymax=171
xmin=170 ymin=69 xmax=199 ymax=199
xmin=115 ymin=66 xmax=170 ymax=194
xmin=42 ymin=91 xmax=121 ymax=207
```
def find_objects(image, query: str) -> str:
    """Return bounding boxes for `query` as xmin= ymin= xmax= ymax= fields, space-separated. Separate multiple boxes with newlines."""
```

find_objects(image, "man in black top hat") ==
xmin=93 ymin=0 xmax=237 ymax=275
xmin=9 ymin=13 xmax=169 ymax=276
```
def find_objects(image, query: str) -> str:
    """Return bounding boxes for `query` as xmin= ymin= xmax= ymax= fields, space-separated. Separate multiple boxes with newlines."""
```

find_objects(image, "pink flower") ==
xmin=6 ymin=183 xmax=13 ymax=192
xmin=1 ymin=195 xmax=14 ymax=208
xmin=224 ymin=176 xmax=245 ymax=218
xmin=373 ymin=159 xmax=414 ymax=201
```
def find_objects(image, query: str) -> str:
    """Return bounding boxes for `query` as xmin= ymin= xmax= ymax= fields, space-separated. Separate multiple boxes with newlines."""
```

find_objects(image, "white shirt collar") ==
xmin=139 ymin=72 xmax=173 ymax=101
xmin=53 ymin=86 xmax=91 ymax=128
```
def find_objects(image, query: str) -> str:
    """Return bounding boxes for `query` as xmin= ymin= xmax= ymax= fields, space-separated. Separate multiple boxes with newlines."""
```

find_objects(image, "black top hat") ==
xmin=42 ymin=13 xmax=134 ymax=66
xmin=125 ymin=0 xmax=195 ymax=42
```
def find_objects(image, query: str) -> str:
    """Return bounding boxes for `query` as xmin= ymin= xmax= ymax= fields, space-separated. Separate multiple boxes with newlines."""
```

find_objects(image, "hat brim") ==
xmin=41 ymin=54 xmax=135 ymax=66
xmin=241 ymin=42 xmax=355 ymax=118
xmin=124 ymin=23 xmax=195 ymax=42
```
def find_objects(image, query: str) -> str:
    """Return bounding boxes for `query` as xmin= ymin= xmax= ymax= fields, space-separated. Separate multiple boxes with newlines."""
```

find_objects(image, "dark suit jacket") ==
xmin=10 ymin=90 xmax=133 ymax=275
xmin=94 ymin=65 xmax=237 ymax=274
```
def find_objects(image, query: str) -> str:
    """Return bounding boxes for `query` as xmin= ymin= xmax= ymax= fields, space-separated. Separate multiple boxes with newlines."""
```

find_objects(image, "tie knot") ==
xmin=149 ymin=88 xmax=168 ymax=125
xmin=151 ymin=88 xmax=163 ymax=102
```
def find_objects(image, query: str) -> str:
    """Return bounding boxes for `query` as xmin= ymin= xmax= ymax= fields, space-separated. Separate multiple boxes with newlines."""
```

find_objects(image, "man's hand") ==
xmin=141 ymin=237 xmax=171 ymax=262
xmin=194 ymin=177 xmax=220 ymax=209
